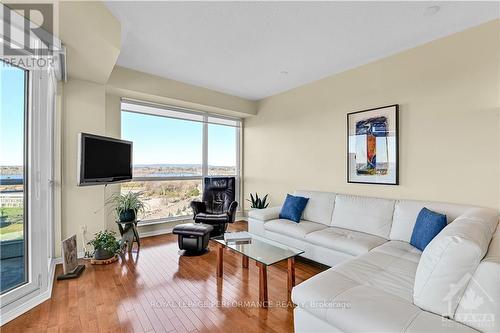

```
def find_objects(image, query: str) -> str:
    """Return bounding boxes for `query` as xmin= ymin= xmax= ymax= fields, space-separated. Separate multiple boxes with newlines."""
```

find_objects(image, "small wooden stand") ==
xmin=90 ymin=255 xmax=118 ymax=265
xmin=116 ymin=220 xmax=140 ymax=252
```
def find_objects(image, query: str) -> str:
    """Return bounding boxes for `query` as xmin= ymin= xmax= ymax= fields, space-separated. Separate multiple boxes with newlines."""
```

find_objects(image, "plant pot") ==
xmin=119 ymin=209 xmax=136 ymax=222
xmin=94 ymin=248 xmax=114 ymax=260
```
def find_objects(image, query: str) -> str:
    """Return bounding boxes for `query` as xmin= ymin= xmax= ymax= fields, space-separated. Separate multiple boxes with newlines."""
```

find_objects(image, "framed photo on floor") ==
xmin=347 ymin=104 xmax=399 ymax=185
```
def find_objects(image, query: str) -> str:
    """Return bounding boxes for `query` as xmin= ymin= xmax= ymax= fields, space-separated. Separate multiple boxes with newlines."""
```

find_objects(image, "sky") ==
xmin=0 ymin=64 xmax=25 ymax=166
xmin=122 ymin=111 xmax=236 ymax=166
xmin=0 ymin=63 xmax=236 ymax=168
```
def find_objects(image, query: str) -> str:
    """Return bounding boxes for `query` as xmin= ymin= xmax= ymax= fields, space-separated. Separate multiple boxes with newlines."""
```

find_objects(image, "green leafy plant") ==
xmin=247 ymin=193 xmax=269 ymax=209
xmin=107 ymin=191 xmax=145 ymax=220
xmin=87 ymin=230 xmax=121 ymax=254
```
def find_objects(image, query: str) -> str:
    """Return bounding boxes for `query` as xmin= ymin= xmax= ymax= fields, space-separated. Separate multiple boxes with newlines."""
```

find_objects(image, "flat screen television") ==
xmin=78 ymin=133 xmax=133 ymax=186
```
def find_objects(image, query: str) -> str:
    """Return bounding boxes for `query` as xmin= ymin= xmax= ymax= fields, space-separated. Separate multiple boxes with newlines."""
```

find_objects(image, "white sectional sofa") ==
xmin=247 ymin=190 xmax=499 ymax=333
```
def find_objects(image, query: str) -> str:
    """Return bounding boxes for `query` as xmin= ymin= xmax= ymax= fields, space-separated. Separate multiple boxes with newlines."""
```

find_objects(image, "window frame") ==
xmin=0 ymin=3 xmax=62 ymax=322
xmin=120 ymin=99 xmax=242 ymax=225
xmin=0 ymin=61 xmax=30 ymax=296
xmin=0 ymin=59 xmax=54 ymax=309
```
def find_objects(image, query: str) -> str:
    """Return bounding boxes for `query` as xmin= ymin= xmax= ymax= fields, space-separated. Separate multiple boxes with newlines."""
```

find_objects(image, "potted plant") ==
xmin=247 ymin=193 xmax=269 ymax=209
xmin=87 ymin=230 xmax=121 ymax=260
xmin=108 ymin=191 xmax=145 ymax=222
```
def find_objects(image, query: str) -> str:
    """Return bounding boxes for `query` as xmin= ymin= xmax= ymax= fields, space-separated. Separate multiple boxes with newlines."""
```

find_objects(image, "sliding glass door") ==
xmin=0 ymin=61 xmax=28 ymax=294
xmin=0 ymin=4 xmax=60 ymax=320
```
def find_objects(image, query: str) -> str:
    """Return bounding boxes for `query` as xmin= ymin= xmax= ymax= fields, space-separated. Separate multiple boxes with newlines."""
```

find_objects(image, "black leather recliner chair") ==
xmin=190 ymin=177 xmax=238 ymax=237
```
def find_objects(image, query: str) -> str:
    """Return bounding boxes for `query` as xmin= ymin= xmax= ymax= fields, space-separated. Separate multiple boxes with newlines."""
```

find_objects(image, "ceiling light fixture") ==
xmin=424 ymin=5 xmax=441 ymax=16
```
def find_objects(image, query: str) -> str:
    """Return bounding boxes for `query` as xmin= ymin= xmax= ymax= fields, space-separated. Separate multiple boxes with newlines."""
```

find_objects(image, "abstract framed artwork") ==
xmin=347 ymin=104 xmax=399 ymax=185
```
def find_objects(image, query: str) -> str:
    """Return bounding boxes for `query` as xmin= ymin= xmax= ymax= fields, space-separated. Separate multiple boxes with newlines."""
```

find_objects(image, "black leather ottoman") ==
xmin=172 ymin=223 xmax=214 ymax=253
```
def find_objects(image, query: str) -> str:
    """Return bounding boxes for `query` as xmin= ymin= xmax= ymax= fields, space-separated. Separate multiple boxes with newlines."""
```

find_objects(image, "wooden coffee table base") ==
xmin=242 ymin=255 xmax=249 ymax=268
xmin=216 ymin=243 xmax=224 ymax=278
xmin=215 ymin=242 xmax=296 ymax=307
xmin=287 ymin=257 xmax=295 ymax=303
xmin=256 ymin=262 xmax=268 ymax=306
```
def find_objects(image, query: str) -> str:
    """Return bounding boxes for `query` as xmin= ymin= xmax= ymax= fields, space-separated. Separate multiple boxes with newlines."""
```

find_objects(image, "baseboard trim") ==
xmin=0 ymin=258 xmax=57 ymax=326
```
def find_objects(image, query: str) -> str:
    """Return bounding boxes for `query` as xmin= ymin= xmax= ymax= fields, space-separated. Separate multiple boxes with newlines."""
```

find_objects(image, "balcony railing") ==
xmin=121 ymin=179 xmax=202 ymax=223
xmin=1 ymin=179 xmax=24 ymax=243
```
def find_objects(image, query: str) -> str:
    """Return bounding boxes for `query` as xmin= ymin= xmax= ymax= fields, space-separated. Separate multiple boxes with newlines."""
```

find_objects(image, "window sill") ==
xmin=136 ymin=209 xmax=244 ymax=227
xmin=137 ymin=215 xmax=193 ymax=227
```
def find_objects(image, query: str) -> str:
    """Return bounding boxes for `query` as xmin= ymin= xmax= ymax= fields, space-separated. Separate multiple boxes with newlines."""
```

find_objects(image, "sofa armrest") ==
xmin=454 ymin=222 xmax=500 ymax=331
xmin=248 ymin=206 xmax=281 ymax=222
xmin=454 ymin=207 xmax=499 ymax=235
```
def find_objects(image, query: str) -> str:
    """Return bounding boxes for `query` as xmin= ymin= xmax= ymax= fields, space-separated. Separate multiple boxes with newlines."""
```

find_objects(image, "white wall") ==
xmin=104 ymin=94 xmax=122 ymax=233
xmin=61 ymin=80 xmax=108 ymax=255
xmin=244 ymin=20 xmax=500 ymax=211
xmin=107 ymin=66 xmax=257 ymax=117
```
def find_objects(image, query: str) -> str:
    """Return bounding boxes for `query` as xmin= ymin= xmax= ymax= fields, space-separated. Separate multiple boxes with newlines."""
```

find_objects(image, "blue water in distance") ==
xmin=0 ymin=175 xmax=22 ymax=180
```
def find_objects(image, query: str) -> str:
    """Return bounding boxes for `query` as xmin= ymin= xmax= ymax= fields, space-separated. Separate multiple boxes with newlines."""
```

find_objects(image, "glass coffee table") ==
xmin=212 ymin=235 xmax=304 ymax=307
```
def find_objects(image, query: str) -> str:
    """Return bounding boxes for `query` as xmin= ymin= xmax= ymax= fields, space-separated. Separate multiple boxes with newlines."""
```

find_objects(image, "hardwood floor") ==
xmin=2 ymin=221 xmax=327 ymax=333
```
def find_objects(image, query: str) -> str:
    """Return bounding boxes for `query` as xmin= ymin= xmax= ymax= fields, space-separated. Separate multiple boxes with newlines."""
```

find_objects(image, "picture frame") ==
xmin=57 ymin=234 xmax=85 ymax=280
xmin=61 ymin=235 xmax=78 ymax=274
xmin=347 ymin=104 xmax=399 ymax=185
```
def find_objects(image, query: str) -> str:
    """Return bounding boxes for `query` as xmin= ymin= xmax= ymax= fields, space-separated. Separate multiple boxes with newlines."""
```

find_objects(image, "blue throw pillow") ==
xmin=410 ymin=207 xmax=447 ymax=251
xmin=279 ymin=194 xmax=309 ymax=223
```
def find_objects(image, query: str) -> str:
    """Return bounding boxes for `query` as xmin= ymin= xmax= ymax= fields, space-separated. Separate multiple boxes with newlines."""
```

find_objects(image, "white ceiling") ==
xmin=105 ymin=1 xmax=500 ymax=101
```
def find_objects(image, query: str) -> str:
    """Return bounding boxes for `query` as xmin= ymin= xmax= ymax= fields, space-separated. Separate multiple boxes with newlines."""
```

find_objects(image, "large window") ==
xmin=208 ymin=123 xmax=237 ymax=176
xmin=121 ymin=100 xmax=240 ymax=223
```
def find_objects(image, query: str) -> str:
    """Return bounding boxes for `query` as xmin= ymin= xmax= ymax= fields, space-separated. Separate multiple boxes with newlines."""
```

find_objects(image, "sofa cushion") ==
xmin=292 ymin=241 xmax=431 ymax=332
xmin=331 ymin=194 xmax=395 ymax=238
xmin=413 ymin=208 xmax=498 ymax=318
xmin=337 ymin=241 xmax=422 ymax=301
xmin=292 ymin=239 xmax=475 ymax=332
xmin=279 ymin=194 xmax=309 ymax=222
xmin=293 ymin=240 xmax=421 ymax=304
xmin=265 ymin=230 xmax=309 ymax=251
xmin=410 ymin=208 xmax=447 ymax=251
xmin=305 ymin=227 xmax=387 ymax=256
xmin=371 ymin=240 xmax=422 ymax=265
xmin=405 ymin=311 xmax=478 ymax=333
xmin=390 ymin=200 xmax=475 ymax=242
xmin=294 ymin=190 xmax=336 ymax=226
xmin=264 ymin=219 xmax=327 ymax=239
